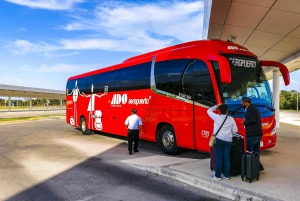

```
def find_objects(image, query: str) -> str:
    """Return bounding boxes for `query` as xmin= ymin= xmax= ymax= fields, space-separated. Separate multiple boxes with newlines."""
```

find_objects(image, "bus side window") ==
xmin=155 ymin=59 xmax=194 ymax=96
xmin=193 ymin=60 xmax=216 ymax=107
xmin=182 ymin=63 xmax=194 ymax=98
xmin=90 ymin=62 xmax=151 ymax=93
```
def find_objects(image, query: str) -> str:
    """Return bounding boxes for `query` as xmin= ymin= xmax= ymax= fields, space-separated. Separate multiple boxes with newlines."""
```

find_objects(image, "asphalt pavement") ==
xmin=1 ymin=109 xmax=299 ymax=201
xmin=0 ymin=118 xmax=229 ymax=201
xmin=0 ymin=109 xmax=65 ymax=118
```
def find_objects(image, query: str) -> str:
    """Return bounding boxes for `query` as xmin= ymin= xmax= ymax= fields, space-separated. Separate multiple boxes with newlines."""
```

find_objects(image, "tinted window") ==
xmin=193 ymin=60 xmax=216 ymax=106
xmin=91 ymin=62 xmax=151 ymax=93
xmin=66 ymin=80 xmax=75 ymax=95
xmin=181 ymin=61 xmax=194 ymax=98
xmin=213 ymin=54 xmax=273 ymax=116
xmin=155 ymin=59 xmax=194 ymax=95
xmin=66 ymin=77 xmax=90 ymax=95
xmin=154 ymin=59 xmax=215 ymax=106
xmin=67 ymin=62 xmax=151 ymax=94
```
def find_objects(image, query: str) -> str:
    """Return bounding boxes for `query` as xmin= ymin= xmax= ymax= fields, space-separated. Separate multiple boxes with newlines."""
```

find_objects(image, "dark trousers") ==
xmin=246 ymin=136 xmax=261 ymax=153
xmin=246 ymin=136 xmax=264 ymax=171
xmin=128 ymin=129 xmax=139 ymax=151
xmin=214 ymin=138 xmax=232 ymax=178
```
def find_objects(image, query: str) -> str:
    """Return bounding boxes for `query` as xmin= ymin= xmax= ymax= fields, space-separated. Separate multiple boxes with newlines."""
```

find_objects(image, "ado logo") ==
xmin=111 ymin=94 xmax=128 ymax=105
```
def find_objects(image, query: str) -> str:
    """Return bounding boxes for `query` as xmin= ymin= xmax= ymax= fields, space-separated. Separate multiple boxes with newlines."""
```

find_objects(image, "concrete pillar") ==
xmin=273 ymin=70 xmax=280 ymax=128
xmin=8 ymin=97 xmax=11 ymax=112
xmin=60 ymin=99 xmax=63 ymax=109
xmin=46 ymin=99 xmax=49 ymax=111
xmin=30 ymin=98 xmax=32 ymax=111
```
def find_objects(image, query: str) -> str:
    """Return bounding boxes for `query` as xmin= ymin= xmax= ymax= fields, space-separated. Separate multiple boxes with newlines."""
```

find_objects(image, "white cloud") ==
xmin=60 ymin=36 xmax=172 ymax=53
xmin=97 ymin=1 xmax=204 ymax=42
xmin=12 ymin=40 xmax=57 ymax=54
xmin=291 ymin=79 xmax=298 ymax=85
xmin=10 ymin=1 xmax=204 ymax=54
xmin=60 ymin=1 xmax=205 ymax=52
xmin=37 ymin=63 xmax=97 ymax=73
xmin=17 ymin=28 xmax=26 ymax=32
xmin=47 ymin=52 xmax=80 ymax=57
xmin=0 ymin=76 xmax=23 ymax=85
xmin=5 ymin=0 xmax=85 ymax=10
xmin=64 ymin=1 xmax=204 ymax=41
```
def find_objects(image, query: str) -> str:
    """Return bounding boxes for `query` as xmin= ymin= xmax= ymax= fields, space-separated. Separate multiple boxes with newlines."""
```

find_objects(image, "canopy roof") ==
xmin=0 ymin=84 xmax=65 ymax=99
xmin=208 ymin=0 xmax=300 ymax=79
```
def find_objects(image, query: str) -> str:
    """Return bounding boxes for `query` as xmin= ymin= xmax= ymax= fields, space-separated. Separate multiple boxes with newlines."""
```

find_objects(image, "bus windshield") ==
xmin=213 ymin=54 xmax=274 ymax=118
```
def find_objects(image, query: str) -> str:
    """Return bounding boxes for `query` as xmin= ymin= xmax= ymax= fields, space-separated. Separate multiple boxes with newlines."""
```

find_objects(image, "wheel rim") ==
xmin=162 ymin=130 xmax=174 ymax=149
xmin=81 ymin=120 xmax=86 ymax=132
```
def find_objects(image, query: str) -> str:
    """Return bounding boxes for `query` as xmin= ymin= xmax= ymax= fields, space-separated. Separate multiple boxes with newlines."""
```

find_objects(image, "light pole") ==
xmin=297 ymin=80 xmax=299 ymax=112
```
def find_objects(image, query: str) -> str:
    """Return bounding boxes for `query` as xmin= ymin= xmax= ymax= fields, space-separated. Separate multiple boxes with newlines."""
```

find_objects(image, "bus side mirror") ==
xmin=259 ymin=60 xmax=290 ymax=86
xmin=204 ymin=54 xmax=231 ymax=84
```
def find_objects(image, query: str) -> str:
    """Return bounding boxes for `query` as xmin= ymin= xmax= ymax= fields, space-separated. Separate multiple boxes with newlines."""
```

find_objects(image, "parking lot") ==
xmin=1 ymin=110 xmax=300 ymax=200
xmin=0 ymin=118 xmax=226 ymax=201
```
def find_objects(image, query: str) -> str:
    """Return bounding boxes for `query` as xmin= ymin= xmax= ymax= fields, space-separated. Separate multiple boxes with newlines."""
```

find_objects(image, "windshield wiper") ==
xmin=229 ymin=104 xmax=275 ymax=115
xmin=229 ymin=106 xmax=243 ymax=115
xmin=255 ymin=104 xmax=275 ymax=112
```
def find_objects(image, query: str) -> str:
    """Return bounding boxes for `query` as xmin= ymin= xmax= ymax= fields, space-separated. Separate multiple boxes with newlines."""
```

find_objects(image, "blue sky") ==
xmin=0 ymin=0 xmax=299 ymax=93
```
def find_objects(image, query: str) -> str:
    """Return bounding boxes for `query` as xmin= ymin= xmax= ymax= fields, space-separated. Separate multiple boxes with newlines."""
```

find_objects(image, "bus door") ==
xmin=190 ymin=60 xmax=216 ymax=152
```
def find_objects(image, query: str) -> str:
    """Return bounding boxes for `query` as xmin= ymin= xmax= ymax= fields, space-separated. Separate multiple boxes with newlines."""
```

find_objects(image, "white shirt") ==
xmin=125 ymin=114 xmax=143 ymax=130
xmin=207 ymin=105 xmax=238 ymax=142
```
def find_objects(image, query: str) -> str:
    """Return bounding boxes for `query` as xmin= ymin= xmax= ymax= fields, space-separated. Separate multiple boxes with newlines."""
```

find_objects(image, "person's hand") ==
xmin=140 ymin=130 xmax=144 ymax=135
xmin=216 ymin=104 xmax=222 ymax=108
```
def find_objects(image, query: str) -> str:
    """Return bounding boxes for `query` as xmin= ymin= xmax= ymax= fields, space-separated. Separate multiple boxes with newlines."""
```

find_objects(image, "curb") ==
xmin=0 ymin=117 xmax=65 ymax=125
xmin=128 ymin=163 xmax=283 ymax=201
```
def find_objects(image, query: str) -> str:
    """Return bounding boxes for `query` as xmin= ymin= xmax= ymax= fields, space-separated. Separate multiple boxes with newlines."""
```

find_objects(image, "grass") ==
xmin=0 ymin=114 xmax=66 ymax=123
xmin=0 ymin=106 xmax=66 ymax=111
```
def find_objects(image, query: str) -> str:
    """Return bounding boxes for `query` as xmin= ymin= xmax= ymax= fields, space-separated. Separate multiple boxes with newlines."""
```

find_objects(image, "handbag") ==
xmin=209 ymin=115 xmax=228 ymax=147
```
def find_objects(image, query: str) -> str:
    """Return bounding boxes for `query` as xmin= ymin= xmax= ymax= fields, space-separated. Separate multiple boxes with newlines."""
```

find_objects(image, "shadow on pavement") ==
xmin=6 ymin=143 xmax=221 ymax=201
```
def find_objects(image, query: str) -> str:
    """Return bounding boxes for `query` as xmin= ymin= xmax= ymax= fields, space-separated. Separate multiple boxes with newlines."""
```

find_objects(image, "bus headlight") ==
xmin=271 ymin=127 xmax=276 ymax=135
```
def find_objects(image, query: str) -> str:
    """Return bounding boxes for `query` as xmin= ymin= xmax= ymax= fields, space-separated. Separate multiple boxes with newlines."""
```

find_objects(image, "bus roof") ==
xmin=68 ymin=39 xmax=256 ymax=81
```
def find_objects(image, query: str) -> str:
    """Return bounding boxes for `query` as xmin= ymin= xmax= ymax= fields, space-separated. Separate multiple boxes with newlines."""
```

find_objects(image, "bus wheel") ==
xmin=159 ymin=124 xmax=179 ymax=155
xmin=80 ymin=117 xmax=91 ymax=135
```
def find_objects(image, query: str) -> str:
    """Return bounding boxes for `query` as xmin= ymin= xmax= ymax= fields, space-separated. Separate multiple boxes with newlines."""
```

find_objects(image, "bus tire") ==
xmin=80 ymin=117 xmax=91 ymax=135
xmin=159 ymin=124 xmax=179 ymax=155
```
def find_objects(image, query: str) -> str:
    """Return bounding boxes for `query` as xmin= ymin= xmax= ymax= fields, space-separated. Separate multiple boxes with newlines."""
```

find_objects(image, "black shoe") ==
xmin=129 ymin=151 xmax=132 ymax=155
xmin=134 ymin=150 xmax=139 ymax=152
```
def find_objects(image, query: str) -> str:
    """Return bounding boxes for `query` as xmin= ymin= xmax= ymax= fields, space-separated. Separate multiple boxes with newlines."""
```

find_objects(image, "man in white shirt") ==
xmin=125 ymin=108 xmax=144 ymax=155
xmin=207 ymin=104 xmax=238 ymax=180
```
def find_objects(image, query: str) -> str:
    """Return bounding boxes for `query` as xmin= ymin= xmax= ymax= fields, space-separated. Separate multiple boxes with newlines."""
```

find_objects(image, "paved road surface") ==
xmin=0 ymin=119 xmax=229 ymax=201
xmin=0 ymin=110 xmax=65 ymax=118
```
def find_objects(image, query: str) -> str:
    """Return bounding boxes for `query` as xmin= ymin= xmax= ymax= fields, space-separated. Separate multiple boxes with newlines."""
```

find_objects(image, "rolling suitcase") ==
xmin=230 ymin=136 xmax=244 ymax=176
xmin=241 ymin=152 xmax=260 ymax=183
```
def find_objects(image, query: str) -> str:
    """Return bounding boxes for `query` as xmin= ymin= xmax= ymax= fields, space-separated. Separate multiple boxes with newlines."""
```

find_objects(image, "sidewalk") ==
xmin=122 ymin=113 xmax=300 ymax=201
xmin=279 ymin=110 xmax=300 ymax=126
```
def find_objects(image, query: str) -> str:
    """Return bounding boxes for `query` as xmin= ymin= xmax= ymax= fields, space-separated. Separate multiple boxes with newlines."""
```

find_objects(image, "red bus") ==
xmin=66 ymin=39 xmax=290 ymax=154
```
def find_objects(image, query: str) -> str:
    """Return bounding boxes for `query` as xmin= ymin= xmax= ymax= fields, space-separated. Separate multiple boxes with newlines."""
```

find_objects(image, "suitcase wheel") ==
xmin=249 ymin=179 xmax=252 ymax=183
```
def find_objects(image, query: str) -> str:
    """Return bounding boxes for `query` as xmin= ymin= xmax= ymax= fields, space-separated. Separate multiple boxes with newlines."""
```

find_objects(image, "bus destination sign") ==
xmin=228 ymin=58 xmax=257 ymax=68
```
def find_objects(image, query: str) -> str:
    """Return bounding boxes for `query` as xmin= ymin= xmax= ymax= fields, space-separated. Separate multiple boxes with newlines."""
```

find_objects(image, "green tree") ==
xmin=280 ymin=90 xmax=299 ymax=110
